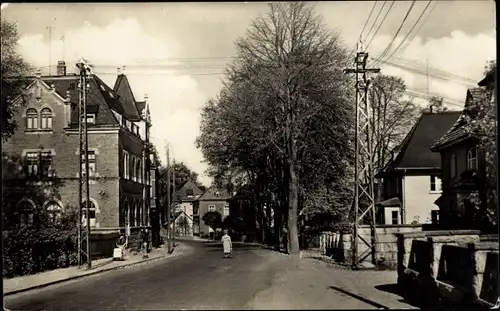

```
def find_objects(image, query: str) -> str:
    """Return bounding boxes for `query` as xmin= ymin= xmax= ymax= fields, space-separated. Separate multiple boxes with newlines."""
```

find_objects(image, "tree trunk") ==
xmin=286 ymin=106 xmax=300 ymax=256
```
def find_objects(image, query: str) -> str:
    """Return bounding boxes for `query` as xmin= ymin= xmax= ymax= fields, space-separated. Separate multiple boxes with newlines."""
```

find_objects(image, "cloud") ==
xmin=365 ymin=30 xmax=496 ymax=109
xmin=17 ymin=18 xmax=212 ymax=186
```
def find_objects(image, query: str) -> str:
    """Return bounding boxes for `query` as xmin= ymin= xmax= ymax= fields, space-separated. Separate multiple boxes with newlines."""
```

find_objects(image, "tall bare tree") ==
xmin=198 ymin=2 xmax=353 ymax=256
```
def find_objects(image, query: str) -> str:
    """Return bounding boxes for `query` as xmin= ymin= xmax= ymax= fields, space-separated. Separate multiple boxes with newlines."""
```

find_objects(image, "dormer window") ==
xmin=215 ymin=191 xmax=220 ymax=198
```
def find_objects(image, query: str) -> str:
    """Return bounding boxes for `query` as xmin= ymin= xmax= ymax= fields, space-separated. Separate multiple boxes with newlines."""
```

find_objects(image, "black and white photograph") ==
xmin=1 ymin=1 xmax=497 ymax=309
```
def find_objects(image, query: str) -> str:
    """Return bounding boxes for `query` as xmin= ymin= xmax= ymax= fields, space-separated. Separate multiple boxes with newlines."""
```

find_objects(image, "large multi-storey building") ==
xmin=2 ymin=61 xmax=159 ymax=249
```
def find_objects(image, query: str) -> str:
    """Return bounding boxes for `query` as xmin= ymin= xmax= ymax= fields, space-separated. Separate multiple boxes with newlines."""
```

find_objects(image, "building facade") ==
xmin=431 ymin=86 xmax=494 ymax=231
xmin=194 ymin=188 xmax=231 ymax=238
xmin=2 ymin=62 xmax=158 ymax=250
xmin=376 ymin=111 xmax=462 ymax=225
xmin=173 ymin=180 xmax=204 ymax=236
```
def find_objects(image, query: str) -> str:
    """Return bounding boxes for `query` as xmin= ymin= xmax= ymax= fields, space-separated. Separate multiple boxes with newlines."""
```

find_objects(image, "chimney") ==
xmin=57 ymin=61 xmax=67 ymax=76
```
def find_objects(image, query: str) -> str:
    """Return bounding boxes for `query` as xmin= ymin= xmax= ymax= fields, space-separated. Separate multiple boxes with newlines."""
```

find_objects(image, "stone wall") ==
xmin=396 ymin=230 xmax=499 ymax=307
xmin=320 ymin=224 xmax=422 ymax=268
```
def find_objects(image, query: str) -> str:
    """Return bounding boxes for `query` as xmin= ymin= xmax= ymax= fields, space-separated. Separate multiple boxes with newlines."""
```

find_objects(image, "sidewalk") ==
xmin=4 ymin=242 xmax=191 ymax=296
xmin=249 ymin=249 xmax=417 ymax=309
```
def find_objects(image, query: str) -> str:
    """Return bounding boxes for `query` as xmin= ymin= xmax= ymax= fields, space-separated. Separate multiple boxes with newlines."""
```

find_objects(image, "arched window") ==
xmin=81 ymin=199 xmax=97 ymax=227
xmin=41 ymin=108 xmax=53 ymax=129
xmin=26 ymin=108 xmax=38 ymax=129
xmin=18 ymin=199 xmax=35 ymax=226
xmin=467 ymin=147 xmax=477 ymax=170
xmin=45 ymin=201 xmax=62 ymax=223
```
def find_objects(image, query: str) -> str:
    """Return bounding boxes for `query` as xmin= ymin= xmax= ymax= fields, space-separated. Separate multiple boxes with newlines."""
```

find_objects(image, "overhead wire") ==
xmin=346 ymin=1 xmax=380 ymax=62
xmin=365 ymin=1 xmax=396 ymax=50
xmin=363 ymin=1 xmax=387 ymax=44
xmin=398 ymin=0 xmax=437 ymax=53
xmin=378 ymin=0 xmax=433 ymax=64
xmin=371 ymin=0 xmax=417 ymax=67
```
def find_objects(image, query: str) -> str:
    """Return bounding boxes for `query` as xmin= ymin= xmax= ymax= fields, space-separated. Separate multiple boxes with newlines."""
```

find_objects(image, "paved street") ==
xmin=4 ymin=239 xmax=404 ymax=310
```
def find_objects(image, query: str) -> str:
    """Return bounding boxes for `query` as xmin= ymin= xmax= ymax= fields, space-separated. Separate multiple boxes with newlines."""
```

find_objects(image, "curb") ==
xmin=4 ymin=245 xmax=189 ymax=297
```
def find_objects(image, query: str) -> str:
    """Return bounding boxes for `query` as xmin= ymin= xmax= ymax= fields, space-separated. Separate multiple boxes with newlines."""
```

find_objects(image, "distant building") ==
xmin=2 ymin=61 xmax=159 ymax=251
xmin=376 ymin=111 xmax=462 ymax=225
xmin=172 ymin=179 xmax=204 ymax=236
xmin=193 ymin=188 xmax=231 ymax=237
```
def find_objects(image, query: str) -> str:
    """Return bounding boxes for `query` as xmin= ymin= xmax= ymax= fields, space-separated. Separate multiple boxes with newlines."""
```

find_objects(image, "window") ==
xmin=131 ymin=157 xmax=136 ymax=181
xmin=136 ymin=203 xmax=141 ymax=226
xmin=208 ymin=205 xmax=216 ymax=212
xmin=81 ymin=151 xmax=96 ymax=177
xmin=223 ymin=204 xmax=230 ymax=216
xmin=19 ymin=200 xmax=35 ymax=226
xmin=26 ymin=108 xmax=38 ymax=129
xmin=45 ymin=201 xmax=62 ymax=223
xmin=136 ymin=159 xmax=142 ymax=183
xmin=41 ymin=108 xmax=53 ymax=129
xmin=431 ymin=210 xmax=439 ymax=224
xmin=130 ymin=204 xmax=136 ymax=226
xmin=81 ymin=200 xmax=96 ymax=227
xmin=86 ymin=114 xmax=95 ymax=124
xmin=25 ymin=152 xmax=39 ymax=176
xmin=123 ymin=151 xmax=129 ymax=179
xmin=391 ymin=211 xmax=399 ymax=225
xmin=186 ymin=189 xmax=194 ymax=197
xmin=450 ymin=153 xmax=457 ymax=178
xmin=430 ymin=175 xmax=441 ymax=192
xmin=467 ymin=147 xmax=477 ymax=170
xmin=41 ymin=151 xmax=53 ymax=177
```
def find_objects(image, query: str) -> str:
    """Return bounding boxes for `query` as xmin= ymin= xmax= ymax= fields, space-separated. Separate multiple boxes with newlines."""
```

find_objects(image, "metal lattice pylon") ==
xmin=77 ymin=58 xmax=92 ymax=269
xmin=344 ymin=47 xmax=380 ymax=268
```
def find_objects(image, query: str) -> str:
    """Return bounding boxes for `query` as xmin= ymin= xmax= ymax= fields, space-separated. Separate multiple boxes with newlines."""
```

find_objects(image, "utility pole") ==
xmin=76 ymin=58 xmax=92 ymax=269
xmin=46 ymin=26 xmax=53 ymax=75
xmin=61 ymin=35 xmax=65 ymax=61
xmin=172 ymin=158 xmax=176 ymax=248
xmin=165 ymin=145 xmax=172 ymax=253
xmin=143 ymin=95 xmax=150 ymax=232
xmin=344 ymin=42 xmax=380 ymax=269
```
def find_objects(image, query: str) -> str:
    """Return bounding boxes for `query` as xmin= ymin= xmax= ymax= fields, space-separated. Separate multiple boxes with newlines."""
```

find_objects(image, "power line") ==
xmin=398 ymin=0 xmax=437 ymax=53
xmin=379 ymin=0 xmax=433 ymax=63
xmin=365 ymin=1 xmax=396 ymax=50
xmin=371 ymin=1 xmax=417 ymax=67
xmin=363 ymin=1 xmax=386 ymax=43
xmin=359 ymin=1 xmax=379 ymax=42
xmin=346 ymin=1 xmax=380 ymax=63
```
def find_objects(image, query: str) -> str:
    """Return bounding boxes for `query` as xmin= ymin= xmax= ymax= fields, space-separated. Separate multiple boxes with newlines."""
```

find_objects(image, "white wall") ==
xmin=177 ymin=202 xmax=194 ymax=217
xmin=403 ymin=175 xmax=441 ymax=224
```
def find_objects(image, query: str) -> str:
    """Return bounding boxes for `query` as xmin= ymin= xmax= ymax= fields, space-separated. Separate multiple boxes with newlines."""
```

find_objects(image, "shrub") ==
xmin=3 ymin=208 xmax=80 ymax=278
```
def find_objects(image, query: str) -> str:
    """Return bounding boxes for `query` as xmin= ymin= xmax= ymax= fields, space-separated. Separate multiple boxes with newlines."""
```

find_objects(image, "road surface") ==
xmin=5 ymin=240 xmax=380 ymax=310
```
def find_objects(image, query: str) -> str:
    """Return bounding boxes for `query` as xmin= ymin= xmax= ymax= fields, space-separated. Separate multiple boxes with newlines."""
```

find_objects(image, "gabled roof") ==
xmin=431 ymin=88 xmax=488 ymax=151
xmin=197 ymin=187 xmax=231 ymax=201
xmin=381 ymin=111 xmax=462 ymax=173
xmin=177 ymin=179 xmax=204 ymax=202
xmin=41 ymin=75 xmax=120 ymax=126
xmin=113 ymin=74 xmax=142 ymax=121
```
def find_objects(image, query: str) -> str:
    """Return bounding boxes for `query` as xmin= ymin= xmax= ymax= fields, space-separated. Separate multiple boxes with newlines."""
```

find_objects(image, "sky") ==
xmin=1 ymin=1 xmax=496 ymax=186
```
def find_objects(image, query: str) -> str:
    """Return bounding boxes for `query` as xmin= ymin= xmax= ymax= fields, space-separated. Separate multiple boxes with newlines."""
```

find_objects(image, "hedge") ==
xmin=3 ymin=226 xmax=79 ymax=278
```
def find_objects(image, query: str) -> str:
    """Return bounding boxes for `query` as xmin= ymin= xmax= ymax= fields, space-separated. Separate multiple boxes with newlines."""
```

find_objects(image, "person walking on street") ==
xmin=221 ymin=229 xmax=232 ymax=258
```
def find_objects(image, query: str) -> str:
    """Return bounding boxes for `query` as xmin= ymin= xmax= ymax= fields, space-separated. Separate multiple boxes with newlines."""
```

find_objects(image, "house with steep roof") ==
xmin=2 ymin=61 xmax=159 ymax=252
xmin=430 ymin=85 xmax=494 ymax=231
xmin=376 ymin=111 xmax=462 ymax=225
xmin=171 ymin=179 xmax=204 ymax=236
xmin=193 ymin=188 xmax=231 ymax=238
